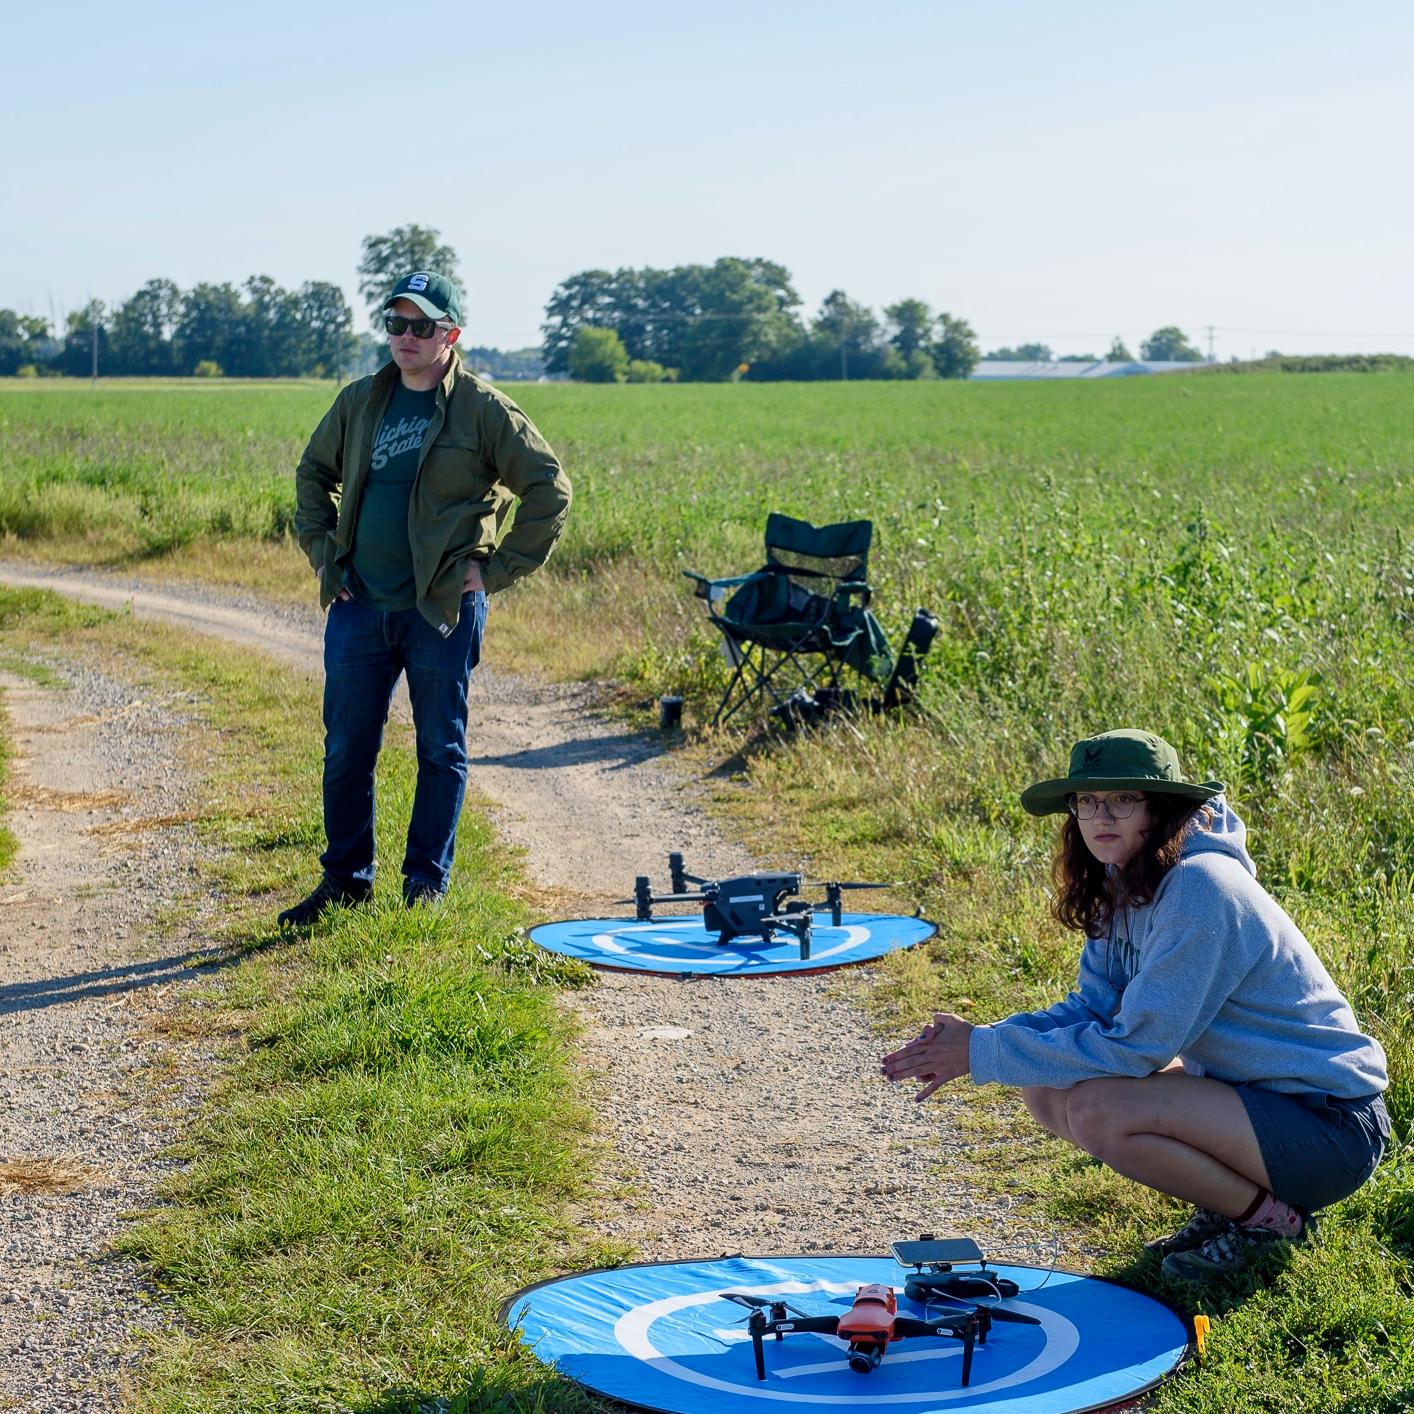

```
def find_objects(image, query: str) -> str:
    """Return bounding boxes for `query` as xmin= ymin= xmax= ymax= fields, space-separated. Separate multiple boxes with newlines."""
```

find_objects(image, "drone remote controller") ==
xmin=892 ymin=1235 xmax=1021 ymax=1302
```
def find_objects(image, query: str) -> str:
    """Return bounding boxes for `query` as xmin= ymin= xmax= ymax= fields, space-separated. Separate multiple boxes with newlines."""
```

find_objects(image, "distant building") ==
xmin=969 ymin=360 xmax=1207 ymax=381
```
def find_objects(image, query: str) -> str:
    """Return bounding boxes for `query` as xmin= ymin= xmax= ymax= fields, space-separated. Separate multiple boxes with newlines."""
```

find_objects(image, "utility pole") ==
xmin=91 ymin=319 xmax=98 ymax=387
xmin=1206 ymin=325 xmax=1215 ymax=363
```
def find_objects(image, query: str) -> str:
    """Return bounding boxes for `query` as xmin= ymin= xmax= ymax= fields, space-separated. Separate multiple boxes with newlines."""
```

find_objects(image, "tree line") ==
xmin=983 ymin=329 xmax=1206 ymax=363
xmin=1 ymin=223 xmax=1215 ymax=383
xmin=0 ymin=278 xmax=359 ymax=379
xmin=542 ymin=260 xmax=980 ymax=383
xmin=0 ymin=227 xmax=462 ymax=380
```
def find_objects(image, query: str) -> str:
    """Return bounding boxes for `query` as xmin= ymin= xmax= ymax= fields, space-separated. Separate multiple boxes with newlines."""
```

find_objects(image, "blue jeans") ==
xmin=320 ymin=591 xmax=487 ymax=893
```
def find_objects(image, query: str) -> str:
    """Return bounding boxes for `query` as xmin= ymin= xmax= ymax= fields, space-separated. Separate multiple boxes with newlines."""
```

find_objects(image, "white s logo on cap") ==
xmin=408 ymin=273 xmax=430 ymax=291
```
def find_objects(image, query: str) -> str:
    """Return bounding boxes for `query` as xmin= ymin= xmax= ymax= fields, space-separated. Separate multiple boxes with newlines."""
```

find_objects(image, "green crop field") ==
xmin=2 ymin=371 xmax=1412 ymax=1409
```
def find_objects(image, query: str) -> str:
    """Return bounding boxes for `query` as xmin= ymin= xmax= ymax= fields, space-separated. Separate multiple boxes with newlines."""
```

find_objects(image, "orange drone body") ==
xmin=835 ymin=1284 xmax=898 ymax=1344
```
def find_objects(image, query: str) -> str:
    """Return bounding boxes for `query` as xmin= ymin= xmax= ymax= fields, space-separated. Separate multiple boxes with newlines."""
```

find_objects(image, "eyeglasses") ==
xmin=1068 ymin=791 xmax=1146 ymax=820
xmin=384 ymin=314 xmax=454 ymax=338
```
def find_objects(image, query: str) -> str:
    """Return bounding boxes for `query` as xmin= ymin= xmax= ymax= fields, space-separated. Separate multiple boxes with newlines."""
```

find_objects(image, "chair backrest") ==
xmin=763 ymin=513 xmax=873 ymax=588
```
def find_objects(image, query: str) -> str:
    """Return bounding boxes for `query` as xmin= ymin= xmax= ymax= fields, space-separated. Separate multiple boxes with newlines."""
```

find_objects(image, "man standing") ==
xmin=280 ymin=271 xmax=571 ymax=927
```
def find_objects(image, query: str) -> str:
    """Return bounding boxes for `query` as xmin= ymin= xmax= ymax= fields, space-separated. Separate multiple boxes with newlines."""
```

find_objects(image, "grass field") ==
xmin=1 ymin=371 xmax=1412 ymax=1409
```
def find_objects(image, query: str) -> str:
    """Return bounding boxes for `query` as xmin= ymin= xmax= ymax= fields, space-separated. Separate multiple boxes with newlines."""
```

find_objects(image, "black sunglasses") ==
xmin=384 ymin=314 xmax=452 ymax=338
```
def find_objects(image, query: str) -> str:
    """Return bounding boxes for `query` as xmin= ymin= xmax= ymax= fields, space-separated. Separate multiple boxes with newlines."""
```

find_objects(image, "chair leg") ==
xmin=711 ymin=652 xmax=755 ymax=726
xmin=712 ymin=634 xmax=865 ymax=727
xmin=713 ymin=642 xmax=787 ymax=725
xmin=714 ymin=644 xmax=809 ymax=725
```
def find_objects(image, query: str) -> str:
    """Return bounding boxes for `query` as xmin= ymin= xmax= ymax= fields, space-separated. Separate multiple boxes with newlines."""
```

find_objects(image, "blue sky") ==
xmin=3 ymin=0 xmax=1411 ymax=359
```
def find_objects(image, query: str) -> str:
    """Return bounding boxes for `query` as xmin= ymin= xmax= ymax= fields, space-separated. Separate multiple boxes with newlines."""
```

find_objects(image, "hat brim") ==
xmin=1021 ymin=777 xmax=1225 ymax=817
xmin=383 ymin=292 xmax=454 ymax=322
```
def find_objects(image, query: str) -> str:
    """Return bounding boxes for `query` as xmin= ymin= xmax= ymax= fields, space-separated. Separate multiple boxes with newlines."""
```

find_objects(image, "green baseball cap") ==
xmin=1020 ymin=729 xmax=1224 ymax=817
xmin=383 ymin=271 xmax=462 ymax=325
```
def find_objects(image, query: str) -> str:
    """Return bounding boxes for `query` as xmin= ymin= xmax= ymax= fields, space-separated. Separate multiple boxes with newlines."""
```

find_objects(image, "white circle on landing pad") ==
xmin=504 ymin=1255 xmax=1190 ymax=1414
xmin=527 ymin=913 xmax=937 ymax=977
xmin=595 ymin=921 xmax=867 ymax=965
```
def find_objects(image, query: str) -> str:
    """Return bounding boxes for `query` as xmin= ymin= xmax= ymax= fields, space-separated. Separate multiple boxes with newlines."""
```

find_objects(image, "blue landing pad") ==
xmin=528 ymin=913 xmax=937 ymax=977
xmin=505 ymin=1254 xmax=1190 ymax=1414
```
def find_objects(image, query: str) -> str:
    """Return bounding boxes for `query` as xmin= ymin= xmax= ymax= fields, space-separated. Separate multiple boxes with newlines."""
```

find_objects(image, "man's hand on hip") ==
xmin=315 ymin=561 xmax=352 ymax=602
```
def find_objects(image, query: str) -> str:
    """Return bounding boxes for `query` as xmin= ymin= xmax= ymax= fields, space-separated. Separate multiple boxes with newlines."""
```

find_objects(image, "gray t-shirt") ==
xmin=348 ymin=381 xmax=437 ymax=609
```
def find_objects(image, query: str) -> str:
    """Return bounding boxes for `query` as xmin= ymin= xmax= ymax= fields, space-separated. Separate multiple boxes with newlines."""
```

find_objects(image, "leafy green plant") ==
xmin=1207 ymin=664 xmax=1322 ymax=785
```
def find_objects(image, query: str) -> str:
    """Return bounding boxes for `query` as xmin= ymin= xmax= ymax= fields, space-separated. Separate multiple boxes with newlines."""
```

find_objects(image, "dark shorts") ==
xmin=1237 ymin=1085 xmax=1391 ymax=1213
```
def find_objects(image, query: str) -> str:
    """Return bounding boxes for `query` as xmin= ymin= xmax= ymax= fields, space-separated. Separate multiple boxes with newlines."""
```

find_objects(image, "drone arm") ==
xmin=766 ymin=1315 xmax=841 ymax=1336
xmin=892 ymin=1312 xmax=981 ymax=1387
xmin=747 ymin=1314 xmax=840 ymax=1380
xmin=630 ymin=883 xmax=713 ymax=920
xmin=805 ymin=880 xmax=893 ymax=927
xmin=893 ymin=1315 xmax=968 ymax=1339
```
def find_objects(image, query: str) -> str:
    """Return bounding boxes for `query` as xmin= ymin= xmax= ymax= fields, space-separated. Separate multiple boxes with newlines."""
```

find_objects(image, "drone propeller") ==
xmin=981 ymin=1305 xmax=1041 ymax=1326
xmin=931 ymin=1299 xmax=1042 ymax=1328
xmin=912 ymin=1289 xmax=1042 ymax=1326
xmin=720 ymin=1292 xmax=809 ymax=1319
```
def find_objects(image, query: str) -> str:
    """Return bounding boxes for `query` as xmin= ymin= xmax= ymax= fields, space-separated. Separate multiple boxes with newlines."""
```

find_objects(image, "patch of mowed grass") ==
xmin=0 ymin=586 xmax=608 ymax=1413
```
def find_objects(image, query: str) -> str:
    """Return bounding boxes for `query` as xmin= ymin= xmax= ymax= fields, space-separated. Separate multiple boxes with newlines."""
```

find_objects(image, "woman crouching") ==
xmin=881 ymin=729 xmax=1390 ymax=1279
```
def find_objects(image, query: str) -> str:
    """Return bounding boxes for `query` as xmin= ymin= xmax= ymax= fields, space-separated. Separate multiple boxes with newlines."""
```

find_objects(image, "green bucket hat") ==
xmin=383 ymin=270 xmax=462 ymax=325
xmin=1020 ymin=729 xmax=1224 ymax=817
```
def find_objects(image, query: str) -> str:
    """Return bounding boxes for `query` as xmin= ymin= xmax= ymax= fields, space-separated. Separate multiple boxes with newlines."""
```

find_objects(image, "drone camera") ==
xmin=847 ymin=1342 xmax=885 ymax=1374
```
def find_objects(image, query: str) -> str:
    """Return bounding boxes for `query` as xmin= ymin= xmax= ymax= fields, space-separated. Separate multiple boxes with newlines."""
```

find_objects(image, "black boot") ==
xmin=277 ymin=877 xmax=372 ymax=931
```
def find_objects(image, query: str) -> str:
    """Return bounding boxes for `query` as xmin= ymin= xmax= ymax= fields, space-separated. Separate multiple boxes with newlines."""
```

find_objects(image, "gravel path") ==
xmin=0 ymin=656 xmax=213 ymax=1411
xmin=0 ymin=561 xmax=1047 ymax=1407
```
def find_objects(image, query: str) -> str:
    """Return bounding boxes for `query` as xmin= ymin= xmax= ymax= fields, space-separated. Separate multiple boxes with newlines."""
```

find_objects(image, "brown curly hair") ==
xmin=1052 ymin=795 xmax=1211 ymax=938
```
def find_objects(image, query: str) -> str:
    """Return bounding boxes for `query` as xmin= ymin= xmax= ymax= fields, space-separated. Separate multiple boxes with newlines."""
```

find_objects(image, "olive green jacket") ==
xmin=294 ymin=353 xmax=571 ymax=635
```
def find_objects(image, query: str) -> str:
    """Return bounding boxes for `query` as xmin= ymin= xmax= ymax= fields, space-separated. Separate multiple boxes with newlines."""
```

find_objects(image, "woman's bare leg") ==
xmin=1021 ymin=1086 xmax=1078 ymax=1144
xmin=1058 ymin=1072 xmax=1273 ymax=1214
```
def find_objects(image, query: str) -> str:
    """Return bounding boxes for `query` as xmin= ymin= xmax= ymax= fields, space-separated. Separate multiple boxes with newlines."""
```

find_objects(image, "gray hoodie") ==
xmin=968 ymin=799 xmax=1388 ymax=1098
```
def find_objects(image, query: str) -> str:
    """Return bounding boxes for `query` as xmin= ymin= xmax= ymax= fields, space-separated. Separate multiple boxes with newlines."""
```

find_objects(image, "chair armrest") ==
xmin=832 ymin=579 xmax=873 ymax=609
xmin=682 ymin=570 xmax=759 ymax=602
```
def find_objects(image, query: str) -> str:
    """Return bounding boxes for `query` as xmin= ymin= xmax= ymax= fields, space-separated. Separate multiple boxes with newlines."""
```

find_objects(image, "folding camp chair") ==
xmin=684 ymin=513 xmax=895 ymax=726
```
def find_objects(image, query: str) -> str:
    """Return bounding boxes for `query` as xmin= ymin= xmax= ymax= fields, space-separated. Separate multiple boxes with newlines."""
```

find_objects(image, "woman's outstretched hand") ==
xmin=881 ymin=1012 xmax=975 ymax=1101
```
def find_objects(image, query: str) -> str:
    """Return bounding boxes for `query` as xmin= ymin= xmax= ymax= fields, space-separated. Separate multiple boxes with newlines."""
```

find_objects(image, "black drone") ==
xmin=626 ymin=851 xmax=892 ymax=959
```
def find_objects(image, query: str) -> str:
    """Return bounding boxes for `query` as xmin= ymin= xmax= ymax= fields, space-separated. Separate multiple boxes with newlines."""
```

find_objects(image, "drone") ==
xmin=624 ymin=851 xmax=892 ymax=960
xmin=720 ymin=1239 xmax=1039 ymax=1386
